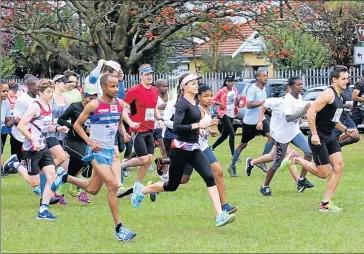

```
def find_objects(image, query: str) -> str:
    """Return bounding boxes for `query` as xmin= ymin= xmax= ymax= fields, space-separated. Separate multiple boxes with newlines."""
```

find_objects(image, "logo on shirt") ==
xmin=98 ymin=108 xmax=110 ymax=113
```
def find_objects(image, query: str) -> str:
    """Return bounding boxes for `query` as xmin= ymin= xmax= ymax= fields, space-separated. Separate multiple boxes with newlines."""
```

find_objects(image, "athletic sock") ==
xmin=13 ymin=161 xmax=21 ymax=170
xmin=298 ymin=177 xmax=304 ymax=181
xmin=250 ymin=160 xmax=254 ymax=166
xmin=62 ymin=174 xmax=68 ymax=182
xmin=115 ymin=223 xmax=123 ymax=232
xmin=231 ymin=149 xmax=242 ymax=167
xmin=39 ymin=204 xmax=49 ymax=213
xmin=40 ymin=174 xmax=47 ymax=196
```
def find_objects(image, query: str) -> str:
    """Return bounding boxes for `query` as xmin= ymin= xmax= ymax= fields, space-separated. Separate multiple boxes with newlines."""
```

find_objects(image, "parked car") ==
xmin=299 ymin=85 xmax=364 ymax=134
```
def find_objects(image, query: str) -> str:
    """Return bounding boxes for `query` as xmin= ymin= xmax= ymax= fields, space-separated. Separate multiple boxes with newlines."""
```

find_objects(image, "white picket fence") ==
xmin=3 ymin=66 xmax=363 ymax=93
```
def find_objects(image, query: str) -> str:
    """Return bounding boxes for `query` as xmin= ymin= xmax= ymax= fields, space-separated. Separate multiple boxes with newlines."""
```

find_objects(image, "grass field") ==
xmin=1 ymin=134 xmax=364 ymax=253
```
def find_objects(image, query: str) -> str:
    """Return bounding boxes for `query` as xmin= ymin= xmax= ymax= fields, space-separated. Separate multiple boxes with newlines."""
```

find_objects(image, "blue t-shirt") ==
xmin=1 ymin=100 xmax=12 ymax=131
xmin=243 ymin=85 xmax=267 ymax=125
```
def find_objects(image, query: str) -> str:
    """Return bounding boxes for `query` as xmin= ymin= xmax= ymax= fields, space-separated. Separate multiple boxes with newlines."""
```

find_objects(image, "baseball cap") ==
xmin=83 ymin=82 xmax=98 ymax=98
xmin=139 ymin=64 xmax=154 ymax=74
xmin=180 ymin=73 xmax=202 ymax=87
xmin=225 ymin=74 xmax=235 ymax=81
xmin=8 ymin=82 xmax=19 ymax=91
xmin=53 ymin=74 xmax=69 ymax=83
xmin=104 ymin=60 xmax=122 ymax=73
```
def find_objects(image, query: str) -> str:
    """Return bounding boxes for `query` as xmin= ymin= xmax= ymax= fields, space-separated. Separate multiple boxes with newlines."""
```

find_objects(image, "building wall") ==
xmin=188 ymin=53 xmax=275 ymax=78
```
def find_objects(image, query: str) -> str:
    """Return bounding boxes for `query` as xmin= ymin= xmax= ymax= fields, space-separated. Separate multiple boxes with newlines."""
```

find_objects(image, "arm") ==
xmin=307 ymin=89 xmax=333 ymax=137
xmin=117 ymin=80 xmax=125 ymax=99
xmin=212 ymin=89 xmax=222 ymax=105
xmin=88 ymin=59 xmax=106 ymax=84
xmin=286 ymin=106 xmax=309 ymax=122
xmin=73 ymin=100 xmax=98 ymax=148
xmin=17 ymin=104 xmax=40 ymax=149
xmin=119 ymin=99 xmax=140 ymax=129
xmin=5 ymin=117 xmax=16 ymax=128
xmin=247 ymin=101 xmax=264 ymax=109
xmin=173 ymin=101 xmax=200 ymax=134
xmin=246 ymin=86 xmax=264 ymax=109
xmin=58 ymin=104 xmax=74 ymax=130
xmin=352 ymin=89 xmax=364 ymax=102
xmin=163 ymin=101 xmax=175 ymax=129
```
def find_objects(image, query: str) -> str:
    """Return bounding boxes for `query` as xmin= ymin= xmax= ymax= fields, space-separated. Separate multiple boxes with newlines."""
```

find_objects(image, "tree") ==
xmin=202 ymin=52 xmax=244 ymax=72
xmin=1 ymin=0 xmax=283 ymax=73
xmin=261 ymin=23 xmax=330 ymax=70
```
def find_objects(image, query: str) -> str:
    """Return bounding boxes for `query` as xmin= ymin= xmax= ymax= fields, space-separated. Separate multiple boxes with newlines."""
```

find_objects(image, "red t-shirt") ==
xmin=123 ymin=84 xmax=159 ymax=133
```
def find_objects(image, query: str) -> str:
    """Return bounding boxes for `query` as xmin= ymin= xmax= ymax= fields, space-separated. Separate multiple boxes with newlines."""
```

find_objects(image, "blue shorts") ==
xmin=332 ymin=117 xmax=356 ymax=139
xmin=203 ymin=147 xmax=218 ymax=164
xmin=82 ymin=146 xmax=114 ymax=166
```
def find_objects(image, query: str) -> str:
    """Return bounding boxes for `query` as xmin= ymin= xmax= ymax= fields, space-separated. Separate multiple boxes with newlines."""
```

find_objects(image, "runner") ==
xmin=228 ymin=70 xmax=273 ymax=177
xmin=63 ymin=71 xmax=82 ymax=105
xmin=58 ymin=74 xmax=136 ymax=241
xmin=130 ymin=73 xmax=236 ymax=227
xmin=351 ymin=69 xmax=364 ymax=126
xmin=211 ymin=75 xmax=240 ymax=157
xmin=57 ymin=83 xmax=98 ymax=203
xmin=281 ymin=66 xmax=356 ymax=212
xmin=3 ymin=79 xmax=68 ymax=219
xmin=180 ymin=84 xmax=237 ymax=214
xmin=1 ymin=81 xmax=18 ymax=150
xmin=246 ymin=80 xmax=314 ymax=195
xmin=119 ymin=64 xmax=163 ymax=200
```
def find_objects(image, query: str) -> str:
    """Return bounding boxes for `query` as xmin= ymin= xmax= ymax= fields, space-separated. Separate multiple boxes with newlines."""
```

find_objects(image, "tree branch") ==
xmin=17 ymin=28 xmax=90 ymax=44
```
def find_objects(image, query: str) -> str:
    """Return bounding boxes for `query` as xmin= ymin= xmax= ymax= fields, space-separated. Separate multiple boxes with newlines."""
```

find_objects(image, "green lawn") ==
xmin=1 ymin=134 xmax=364 ymax=253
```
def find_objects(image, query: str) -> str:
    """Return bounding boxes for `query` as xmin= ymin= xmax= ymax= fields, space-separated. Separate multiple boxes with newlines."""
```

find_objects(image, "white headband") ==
xmin=180 ymin=73 xmax=202 ymax=87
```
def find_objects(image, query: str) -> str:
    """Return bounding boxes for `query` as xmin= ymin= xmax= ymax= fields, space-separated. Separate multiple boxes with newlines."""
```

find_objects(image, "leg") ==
xmin=41 ymin=165 xmax=57 ymax=206
xmin=264 ymin=141 xmax=288 ymax=187
xmin=10 ymin=135 xmax=23 ymax=162
xmin=211 ymin=115 xmax=231 ymax=152
xmin=291 ymin=133 xmax=313 ymax=179
xmin=111 ymin=145 xmax=122 ymax=187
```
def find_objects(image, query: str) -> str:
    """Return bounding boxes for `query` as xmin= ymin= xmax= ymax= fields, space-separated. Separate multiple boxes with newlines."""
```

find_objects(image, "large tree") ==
xmin=1 ymin=0 xmax=283 ymax=74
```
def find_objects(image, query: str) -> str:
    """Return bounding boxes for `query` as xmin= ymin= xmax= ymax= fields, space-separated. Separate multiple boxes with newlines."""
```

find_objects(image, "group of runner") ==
xmin=0 ymin=62 xmax=363 ymax=242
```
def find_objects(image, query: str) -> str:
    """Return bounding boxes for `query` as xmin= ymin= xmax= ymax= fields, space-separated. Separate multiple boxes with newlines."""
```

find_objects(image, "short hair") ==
xmin=101 ymin=65 xmax=117 ymax=74
xmin=100 ymin=74 xmax=117 ymax=87
xmin=155 ymin=79 xmax=168 ymax=86
xmin=255 ymin=70 xmax=267 ymax=80
xmin=26 ymin=76 xmax=39 ymax=86
xmin=198 ymin=85 xmax=212 ymax=95
xmin=64 ymin=70 xmax=79 ymax=79
xmin=284 ymin=83 xmax=290 ymax=92
xmin=36 ymin=79 xmax=55 ymax=93
xmin=288 ymin=77 xmax=301 ymax=86
xmin=330 ymin=65 xmax=348 ymax=84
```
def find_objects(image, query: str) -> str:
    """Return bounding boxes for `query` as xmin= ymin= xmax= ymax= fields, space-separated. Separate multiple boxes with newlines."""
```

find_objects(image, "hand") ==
xmin=158 ymin=103 xmax=167 ymax=110
xmin=311 ymin=134 xmax=321 ymax=145
xmin=199 ymin=128 xmax=206 ymax=137
xmin=209 ymin=117 xmax=218 ymax=127
xmin=58 ymin=126 xmax=69 ymax=134
xmin=256 ymin=121 xmax=263 ymax=130
xmin=219 ymin=103 xmax=225 ymax=110
xmin=123 ymin=132 xmax=131 ymax=143
xmin=299 ymin=118 xmax=303 ymax=125
xmin=158 ymin=119 xmax=164 ymax=129
xmin=118 ymin=72 xmax=124 ymax=81
xmin=304 ymin=103 xmax=311 ymax=111
xmin=85 ymin=127 xmax=90 ymax=134
xmin=32 ymin=139 xmax=41 ymax=151
xmin=198 ymin=120 xmax=209 ymax=129
xmin=210 ymin=129 xmax=218 ymax=137
xmin=346 ymin=128 xmax=357 ymax=137
xmin=14 ymin=116 xmax=21 ymax=123
xmin=89 ymin=140 xmax=102 ymax=152
xmin=129 ymin=122 xmax=141 ymax=129
xmin=48 ymin=123 xmax=57 ymax=132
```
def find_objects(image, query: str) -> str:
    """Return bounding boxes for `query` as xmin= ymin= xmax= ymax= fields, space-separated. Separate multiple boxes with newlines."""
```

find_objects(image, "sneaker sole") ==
xmin=319 ymin=209 xmax=343 ymax=213
xmin=37 ymin=216 xmax=57 ymax=220
xmin=227 ymin=207 xmax=238 ymax=214
xmin=216 ymin=214 xmax=236 ymax=227
xmin=245 ymin=158 xmax=251 ymax=176
xmin=116 ymin=233 xmax=136 ymax=242
xmin=297 ymin=186 xmax=306 ymax=193
xmin=3 ymin=154 xmax=18 ymax=172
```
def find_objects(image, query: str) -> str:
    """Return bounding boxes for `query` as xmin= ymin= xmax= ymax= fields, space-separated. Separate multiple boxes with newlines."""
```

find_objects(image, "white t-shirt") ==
xmin=282 ymin=93 xmax=308 ymax=118
xmin=265 ymin=97 xmax=300 ymax=144
xmin=226 ymin=90 xmax=236 ymax=118
xmin=154 ymin=95 xmax=167 ymax=129
xmin=199 ymin=106 xmax=212 ymax=151
xmin=11 ymin=92 xmax=38 ymax=142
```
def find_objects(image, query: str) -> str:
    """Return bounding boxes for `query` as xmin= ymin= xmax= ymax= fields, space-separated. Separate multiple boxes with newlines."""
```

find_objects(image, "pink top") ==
xmin=212 ymin=87 xmax=240 ymax=118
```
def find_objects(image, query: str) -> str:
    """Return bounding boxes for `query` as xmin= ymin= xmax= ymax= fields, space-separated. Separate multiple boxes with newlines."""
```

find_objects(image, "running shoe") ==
xmin=319 ymin=201 xmax=343 ymax=212
xmin=68 ymin=184 xmax=79 ymax=197
xmin=3 ymin=154 xmax=19 ymax=174
xmin=117 ymin=184 xmax=125 ymax=197
xmin=245 ymin=158 xmax=254 ymax=176
xmin=117 ymin=186 xmax=133 ymax=199
xmin=256 ymin=163 xmax=268 ymax=173
xmin=54 ymin=193 xmax=67 ymax=206
xmin=40 ymin=196 xmax=60 ymax=206
xmin=33 ymin=186 xmax=42 ymax=196
xmin=222 ymin=203 xmax=238 ymax=214
xmin=77 ymin=192 xmax=91 ymax=204
xmin=37 ymin=210 xmax=57 ymax=220
xmin=147 ymin=181 xmax=157 ymax=202
xmin=116 ymin=226 xmax=136 ymax=242
xmin=227 ymin=165 xmax=238 ymax=177
xmin=216 ymin=211 xmax=236 ymax=227
xmin=260 ymin=185 xmax=272 ymax=196
xmin=131 ymin=182 xmax=145 ymax=208
xmin=297 ymin=178 xmax=314 ymax=192
xmin=51 ymin=167 xmax=67 ymax=192
xmin=280 ymin=150 xmax=299 ymax=172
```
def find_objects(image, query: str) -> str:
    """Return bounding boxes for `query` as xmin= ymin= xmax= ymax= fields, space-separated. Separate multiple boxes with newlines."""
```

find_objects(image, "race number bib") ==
xmin=226 ymin=104 xmax=235 ymax=118
xmin=104 ymin=123 xmax=117 ymax=141
xmin=145 ymin=108 xmax=154 ymax=121
xmin=332 ymin=108 xmax=343 ymax=123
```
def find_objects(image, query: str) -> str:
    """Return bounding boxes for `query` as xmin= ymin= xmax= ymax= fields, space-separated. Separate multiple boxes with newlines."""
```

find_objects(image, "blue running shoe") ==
xmin=37 ymin=210 xmax=57 ymax=220
xmin=51 ymin=167 xmax=67 ymax=192
xmin=131 ymin=182 xmax=145 ymax=209
xmin=216 ymin=211 xmax=236 ymax=227
xmin=116 ymin=226 xmax=136 ymax=242
xmin=33 ymin=186 xmax=42 ymax=196
xmin=3 ymin=154 xmax=19 ymax=174
xmin=222 ymin=203 xmax=238 ymax=214
xmin=147 ymin=181 xmax=157 ymax=202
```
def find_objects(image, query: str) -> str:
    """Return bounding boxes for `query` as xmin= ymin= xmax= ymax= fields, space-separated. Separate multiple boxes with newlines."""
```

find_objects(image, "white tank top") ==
xmin=198 ymin=106 xmax=212 ymax=151
xmin=23 ymin=102 xmax=52 ymax=151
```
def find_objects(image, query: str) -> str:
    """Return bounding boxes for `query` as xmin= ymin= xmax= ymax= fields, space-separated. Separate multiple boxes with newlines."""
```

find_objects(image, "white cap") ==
xmin=104 ymin=60 xmax=122 ymax=73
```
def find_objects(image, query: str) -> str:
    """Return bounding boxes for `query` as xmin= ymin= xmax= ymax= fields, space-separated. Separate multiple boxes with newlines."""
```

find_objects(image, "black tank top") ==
xmin=316 ymin=86 xmax=343 ymax=139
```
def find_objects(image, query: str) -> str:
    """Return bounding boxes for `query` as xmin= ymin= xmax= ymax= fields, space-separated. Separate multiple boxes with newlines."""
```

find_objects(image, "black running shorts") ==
xmin=241 ymin=119 xmax=270 ymax=144
xmin=132 ymin=131 xmax=155 ymax=157
xmin=309 ymin=136 xmax=341 ymax=166
xmin=23 ymin=148 xmax=55 ymax=175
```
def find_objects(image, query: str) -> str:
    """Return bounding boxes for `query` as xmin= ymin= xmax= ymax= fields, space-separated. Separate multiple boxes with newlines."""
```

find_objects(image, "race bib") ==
xmin=145 ymin=108 xmax=154 ymax=121
xmin=332 ymin=108 xmax=343 ymax=123
xmin=104 ymin=123 xmax=118 ymax=141
xmin=226 ymin=104 xmax=235 ymax=118
xmin=110 ymin=105 xmax=118 ymax=113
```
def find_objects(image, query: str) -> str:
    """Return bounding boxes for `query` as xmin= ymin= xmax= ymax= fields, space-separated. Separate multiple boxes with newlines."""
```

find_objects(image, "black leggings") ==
xmin=63 ymin=139 xmax=92 ymax=178
xmin=163 ymin=148 xmax=215 ymax=192
xmin=212 ymin=114 xmax=235 ymax=155
xmin=163 ymin=138 xmax=172 ymax=157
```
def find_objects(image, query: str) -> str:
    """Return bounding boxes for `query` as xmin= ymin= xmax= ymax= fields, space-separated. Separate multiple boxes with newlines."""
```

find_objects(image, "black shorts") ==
xmin=46 ymin=137 xmax=62 ymax=149
xmin=133 ymin=131 xmax=155 ymax=157
xmin=309 ymin=136 xmax=341 ymax=166
xmin=241 ymin=119 xmax=270 ymax=144
xmin=115 ymin=131 xmax=125 ymax=153
xmin=23 ymin=148 xmax=55 ymax=175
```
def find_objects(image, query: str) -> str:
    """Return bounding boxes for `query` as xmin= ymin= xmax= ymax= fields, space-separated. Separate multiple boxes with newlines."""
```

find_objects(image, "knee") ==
xmin=105 ymin=179 xmax=118 ymax=193
xmin=334 ymin=161 xmax=344 ymax=173
xmin=88 ymin=188 xmax=100 ymax=195
xmin=163 ymin=181 xmax=179 ymax=192
xmin=238 ymin=143 xmax=247 ymax=150
xmin=139 ymin=156 xmax=150 ymax=165
xmin=204 ymin=175 xmax=216 ymax=187
xmin=46 ymin=171 xmax=56 ymax=182
xmin=353 ymin=134 xmax=361 ymax=143
xmin=214 ymin=167 xmax=224 ymax=179
xmin=148 ymin=155 xmax=153 ymax=164
xmin=304 ymin=151 xmax=313 ymax=158
xmin=55 ymin=152 xmax=67 ymax=164
xmin=180 ymin=175 xmax=191 ymax=184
